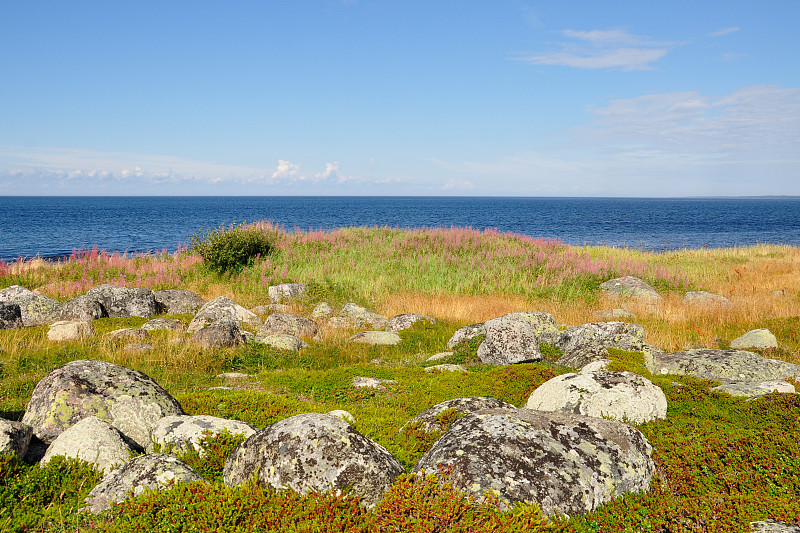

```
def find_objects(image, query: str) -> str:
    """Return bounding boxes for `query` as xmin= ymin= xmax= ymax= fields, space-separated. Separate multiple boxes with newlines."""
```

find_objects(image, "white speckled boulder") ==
xmin=386 ymin=314 xmax=437 ymax=332
xmin=15 ymin=294 xmax=63 ymax=326
xmin=0 ymin=418 xmax=32 ymax=458
xmin=21 ymin=359 xmax=183 ymax=448
xmin=477 ymin=314 xmax=542 ymax=365
xmin=224 ymin=412 xmax=404 ymax=508
xmin=525 ymin=370 xmax=667 ymax=423
xmin=268 ymin=283 xmax=308 ymax=303
xmin=84 ymin=453 xmax=205 ymax=514
xmin=338 ymin=303 xmax=387 ymax=330
xmin=85 ymin=284 xmax=158 ymax=318
xmin=446 ymin=323 xmax=485 ymax=349
xmin=401 ymin=397 xmax=515 ymax=434
xmin=148 ymin=415 xmax=257 ymax=457
xmin=730 ymin=329 xmax=778 ymax=350
xmin=750 ymin=519 xmax=800 ymax=532
xmin=257 ymin=313 xmax=320 ymax=339
xmin=412 ymin=408 xmax=655 ymax=516
xmin=59 ymin=295 xmax=106 ymax=321
xmin=47 ymin=320 xmax=95 ymax=341
xmin=42 ymin=416 xmax=134 ymax=474
xmin=309 ymin=302 xmax=333 ymax=321
xmin=554 ymin=322 xmax=663 ymax=369
xmin=600 ymin=276 xmax=662 ymax=302
xmin=187 ymin=296 xmax=262 ymax=334
xmin=253 ymin=333 xmax=309 ymax=351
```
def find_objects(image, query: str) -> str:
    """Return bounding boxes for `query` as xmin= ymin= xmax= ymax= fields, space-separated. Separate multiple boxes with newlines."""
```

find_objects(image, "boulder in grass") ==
xmin=386 ymin=314 xmax=437 ymax=332
xmin=477 ymin=314 xmax=541 ymax=365
xmin=309 ymin=302 xmax=333 ymax=321
xmin=446 ymin=323 xmax=485 ymax=349
xmin=0 ymin=285 xmax=35 ymax=302
xmin=647 ymin=349 xmax=800 ymax=383
xmin=600 ymin=276 xmax=662 ymax=302
xmin=59 ymin=295 xmax=106 ymax=321
xmin=713 ymin=380 xmax=796 ymax=399
xmin=187 ymin=296 xmax=262 ymax=334
xmin=554 ymin=322 xmax=663 ymax=369
xmin=338 ymin=303 xmax=388 ymax=330
xmin=41 ymin=416 xmax=134 ymax=474
xmin=190 ymin=319 xmax=243 ymax=349
xmin=142 ymin=318 xmax=185 ymax=332
xmin=148 ymin=415 xmax=257 ymax=457
xmin=594 ymin=308 xmax=637 ymax=321
xmin=122 ymin=343 xmax=153 ymax=354
xmin=0 ymin=302 xmax=23 ymax=329
xmin=730 ymin=329 xmax=778 ymax=350
xmin=349 ymin=331 xmax=401 ymax=346
xmin=106 ymin=328 xmax=149 ymax=342
xmin=153 ymin=289 xmax=206 ymax=315
xmin=15 ymin=294 xmax=63 ymax=326
xmin=750 ymin=520 xmax=800 ymax=533
xmin=251 ymin=304 xmax=291 ymax=315
xmin=257 ymin=313 xmax=320 ymax=339
xmin=683 ymin=290 xmax=733 ymax=308
xmin=47 ymin=320 xmax=95 ymax=342
xmin=0 ymin=419 xmax=33 ymax=458
xmin=412 ymin=408 xmax=655 ymax=516
xmin=268 ymin=283 xmax=308 ymax=304
xmin=353 ymin=376 xmax=397 ymax=390
xmin=21 ymin=359 xmax=183 ymax=448
xmin=524 ymin=370 xmax=667 ymax=424
xmin=424 ymin=364 xmax=467 ymax=373
xmin=224 ymin=412 xmax=404 ymax=508
xmin=504 ymin=312 xmax=560 ymax=339
xmin=253 ymin=333 xmax=309 ymax=352
xmin=84 ymin=453 xmax=205 ymax=514
xmin=85 ymin=284 xmax=158 ymax=318
xmin=328 ymin=410 xmax=356 ymax=424
xmin=400 ymin=397 xmax=515 ymax=434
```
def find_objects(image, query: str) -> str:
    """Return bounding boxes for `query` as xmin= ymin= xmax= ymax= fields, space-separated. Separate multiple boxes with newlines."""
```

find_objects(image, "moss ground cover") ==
xmin=1 ymin=224 xmax=799 ymax=531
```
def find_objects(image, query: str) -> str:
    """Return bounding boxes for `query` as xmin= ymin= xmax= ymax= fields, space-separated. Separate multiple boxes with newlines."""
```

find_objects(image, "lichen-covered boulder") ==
xmin=190 ymin=319 xmax=243 ymax=348
xmin=750 ymin=520 xmax=800 ymax=532
xmin=387 ymin=314 xmax=437 ymax=332
xmin=148 ymin=415 xmax=257 ymax=456
xmin=15 ymin=294 xmax=63 ymax=326
xmin=0 ymin=302 xmax=23 ymax=329
xmin=268 ymin=283 xmax=308 ymax=303
xmin=327 ymin=316 xmax=360 ymax=329
xmin=59 ymin=295 xmax=106 ymax=321
xmin=730 ymin=329 xmax=778 ymax=350
xmin=309 ymin=302 xmax=333 ymax=321
xmin=47 ymin=320 xmax=94 ymax=341
xmin=713 ymin=380 xmax=795 ymax=398
xmin=257 ymin=313 xmax=320 ymax=339
xmin=401 ymin=397 xmax=515 ymax=433
xmin=253 ymin=333 xmax=309 ymax=351
xmin=412 ymin=408 xmax=655 ymax=516
xmin=0 ymin=285 xmax=35 ymax=302
xmin=0 ymin=418 xmax=32 ymax=458
xmin=224 ymin=413 xmax=403 ymax=508
xmin=21 ymin=359 xmax=183 ymax=447
xmin=477 ymin=314 xmax=541 ymax=365
xmin=647 ymin=349 xmax=800 ymax=382
xmin=524 ymin=370 xmax=667 ymax=423
xmin=85 ymin=284 xmax=158 ymax=318
xmin=41 ymin=416 xmax=134 ymax=474
xmin=600 ymin=276 xmax=662 ymax=302
xmin=338 ymin=303 xmax=388 ymax=330
xmin=683 ymin=291 xmax=733 ymax=308
xmin=142 ymin=318 xmax=185 ymax=332
xmin=349 ymin=331 xmax=401 ymax=345
xmin=84 ymin=453 xmax=205 ymax=514
xmin=187 ymin=296 xmax=262 ymax=334
xmin=446 ymin=323 xmax=485 ymax=349
xmin=504 ymin=312 xmax=559 ymax=338
xmin=555 ymin=322 xmax=662 ymax=369
xmin=154 ymin=289 xmax=206 ymax=315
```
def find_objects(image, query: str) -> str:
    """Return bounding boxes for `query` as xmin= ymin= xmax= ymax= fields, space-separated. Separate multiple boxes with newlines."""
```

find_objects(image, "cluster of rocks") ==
xmin=598 ymin=275 xmax=736 ymax=309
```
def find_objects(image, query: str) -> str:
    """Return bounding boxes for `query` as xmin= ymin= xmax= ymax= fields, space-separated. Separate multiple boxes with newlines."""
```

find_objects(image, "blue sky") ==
xmin=1 ymin=1 xmax=798 ymax=196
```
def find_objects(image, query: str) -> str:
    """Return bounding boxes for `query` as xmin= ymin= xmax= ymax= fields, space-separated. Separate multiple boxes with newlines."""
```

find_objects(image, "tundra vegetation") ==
xmin=1 ymin=222 xmax=799 ymax=532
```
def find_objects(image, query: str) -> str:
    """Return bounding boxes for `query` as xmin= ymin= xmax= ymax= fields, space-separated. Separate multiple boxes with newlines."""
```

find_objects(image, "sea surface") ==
xmin=2 ymin=196 xmax=800 ymax=261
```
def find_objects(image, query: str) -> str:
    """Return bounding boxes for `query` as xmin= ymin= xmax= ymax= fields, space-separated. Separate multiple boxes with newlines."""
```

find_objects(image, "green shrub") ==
xmin=189 ymin=223 xmax=274 ymax=274
xmin=176 ymin=429 xmax=248 ymax=484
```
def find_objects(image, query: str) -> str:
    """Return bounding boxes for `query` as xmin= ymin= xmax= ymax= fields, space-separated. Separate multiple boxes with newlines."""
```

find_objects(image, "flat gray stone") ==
xmin=352 ymin=376 xmax=397 ymax=390
xmin=253 ymin=333 xmax=309 ymax=351
xmin=594 ymin=308 xmax=637 ymax=321
xmin=47 ymin=320 xmax=94 ymax=341
xmin=730 ymin=329 xmax=778 ymax=350
xmin=106 ymin=328 xmax=149 ymax=342
xmin=648 ymin=349 xmax=800 ymax=382
xmin=600 ymin=276 xmax=662 ymax=302
xmin=338 ymin=303 xmax=387 ymax=329
xmin=712 ymin=380 xmax=795 ymax=398
xmin=424 ymin=364 xmax=467 ymax=373
xmin=426 ymin=351 xmax=453 ymax=362
xmin=751 ymin=520 xmax=800 ymax=532
xmin=683 ymin=291 xmax=733 ymax=308
xmin=122 ymin=343 xmax=153 ymax=354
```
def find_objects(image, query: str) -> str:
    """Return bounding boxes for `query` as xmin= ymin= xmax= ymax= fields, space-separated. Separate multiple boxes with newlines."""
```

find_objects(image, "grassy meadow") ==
xmin=1 ymin=223 xmax=799 ymax=532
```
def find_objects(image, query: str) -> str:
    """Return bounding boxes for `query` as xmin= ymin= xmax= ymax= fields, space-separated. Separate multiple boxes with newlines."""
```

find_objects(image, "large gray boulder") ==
xmin=401 ymin=397 xmax=516 ymax=433
xmin=85 ymin=284 xmax=158 ymax=318
xmin=647 ymin=349 xmax=800 ymax=382
xmin=190 ymin=319 xmax=244 ymax=348
xmin=59 ymin=295 xmax=106 ymax=321
xmin=683 ymin=291 xmax=733 ymax=308
xmin=268 ymin=283 xmax=308 ymax=303
xmin=257 ymin=313 xmax=320 ymax=339
xmin=187 ymin=296 xmax=262 ymax=334
xmin=148 ymin=415 xmax=257 ymax=457
xmin=21 ymin=359 xmax=183 ymax=448
xmin=477 ymin=314 xmax=541 ymax=365
xmin=0 ymin=418 xmax=32 ymax=458
xmin=600 ymin=276 xmax=662 ymax=302
xmin=504 ymin=312 xmax=559 ymax=338
xmin=0 ymin=302 xmax=23 ymax=329
xmin=446 ymin=323 xmax=485 ymax=349
xmin=84 ymin=453 xmax=205 ymax=514
xmin=0 ymin=285 xmax=35 ymax=302
xmin=386 ymin=314 xmax=437 ymax=332
xmin=525 ymin=370 xmax=667 ymax=424
xmin=15 ymin=294 xmax=63 ymax=326
xmin=41 ymin=416 xmax=134 ymax=474
xmin=554 ymin=322 xmax=662 ymax=369
xmin=730 ymin=329 xmax=778 ymax=350
xmin=224 ymin=412 xmax=404 ymax=508
xmin=412 ymin=408 xmax=655 ymax=516
xmin=154 ymin=289 xmax=206 ymax=315
xmin=338 ymin=303 xmax=387 ymax=330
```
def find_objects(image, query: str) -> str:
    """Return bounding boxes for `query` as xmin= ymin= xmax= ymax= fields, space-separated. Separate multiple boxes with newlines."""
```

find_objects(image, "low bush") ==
xmin=190 ymin=223 xmax=274 ymax=274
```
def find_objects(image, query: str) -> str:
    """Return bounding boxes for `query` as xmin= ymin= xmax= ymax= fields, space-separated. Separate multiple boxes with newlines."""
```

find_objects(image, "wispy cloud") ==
xmin=709 ymin=26 xmax=740 ymax=37
xmin=517 ymin=28 xmax=672 ymax=71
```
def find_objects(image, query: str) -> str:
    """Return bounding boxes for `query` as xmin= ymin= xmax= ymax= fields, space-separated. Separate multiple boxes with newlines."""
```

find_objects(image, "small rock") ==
xmin=0 ymin=418 xmax=32 ymax=458
xmin=154 ymin=289 xmax=206 ymax=315
xmin=216 ymin=372 xmax=253 ymax=379
xmin=47 ymin=320 xmax=94 ymax=342
xmin=123 ymin=343 xmax=153 ymax=354
xmin=349 ymin=331 xmax=401 ymax=346
xmin=401 ymin=397 xmax=515 ymax=434
xmin=386 ymin=314 xmax=436 ymax=332
xmin=251 ymin=304 xmax=291 ymax=315
xmin=253 ymin=333 xmax=309 ymax=351
xmin=352 ymin=376 xmax=397 ymax=390
xmin=713 ymin=380 xmax=795 ymax=398
xmin=309 ymin=302 xmax=333 ymax=321
xmin=148 ymin=415 xmax=257 ymax=456
xmin=338 ymin=303 xmax=387 ymax=329
xmin=424 ymin=364 xmax=467 ymax=373
xmin=446 ymin=323 xmax=485 ymax=349
xmin=426 ymin=351 xmax=453 ymax=362
xmin=751 ymin=519 xmax=800 ymax=532
xmin=683 ymin=291 xmax=733 ymax=308
xmin=190 ymin=319 xmax=244 ymax=349
xmin=600 ymin=276 xmax=662 ymax=302
xmin=328 ymin=410 xmax=356 ymax=424
xmin=730 ymin=328 xmax=778 ymax=350
xmin=187 ymin=297 xmax=262 ymax=334
xmin=648 ymin=349 xmax=800 ymax=382
xmin=106 ymin=328 xmax=149 ymax=342
xmin=42 ymin=416 xmax=134 ymax=474
xmin=268 ymin=283 xmax=308 ymax=303
xmin=257 ymin=313 xmax=320 ymax=339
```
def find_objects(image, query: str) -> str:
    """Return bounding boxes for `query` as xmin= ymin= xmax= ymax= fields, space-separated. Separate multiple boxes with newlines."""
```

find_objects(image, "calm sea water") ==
xmin=2 ymin=196 xmax=799 ymax=261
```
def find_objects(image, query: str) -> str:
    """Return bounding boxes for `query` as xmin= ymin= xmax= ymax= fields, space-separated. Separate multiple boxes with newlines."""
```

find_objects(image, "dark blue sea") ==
xmin=1 ymin=196 xmax=799 ymax=261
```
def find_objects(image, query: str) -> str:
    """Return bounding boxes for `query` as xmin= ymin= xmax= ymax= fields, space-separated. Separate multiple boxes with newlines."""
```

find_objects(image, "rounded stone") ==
xmin=41 ymin=416 xmax=134 ymax=474
xmin=446 ymin=323 xmax=485 ymax=349
xmin=187 ymin=296 xmax=262 ymax=334
xmin=85 ymin=284 xmax=158 ymax=318
xmin=729 ymin=328 xmax=778 ymax=350
xmin=600 ymin=276 xmax=662 ymax=302
xmin=154 ymin=289 xmax=206 ymax=315
xmin=401 ymin=397 xmax=516 ymax=433
xmin=223 ymin=412 xmax=404 ymax=508
xmin=148 ymin=415 xmax=257 ymax=456
xmin=386 ymin=314 xmax=437 ymax=332
xmin=257 ymin=313 xmax=320 ymax=339
xmin=253 ymin=333 xmax=309 ymax=351
xmin=47 ymin=320 xmax=95 ymax=342
xmin=477 ymin=314 xmax=542 ymax=365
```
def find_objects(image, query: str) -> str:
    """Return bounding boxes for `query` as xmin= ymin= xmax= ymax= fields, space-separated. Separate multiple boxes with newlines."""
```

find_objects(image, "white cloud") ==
xmin=315 ymin=161 xmax=339 ymax=180
xmin=709 ymin=27 xmax=740 ymax=37
xmin=518 ymin=28 xmax=672 ymax=71
xmin=442 ymin=178 xmax=475 ymax=191
xmin=270 ymin=159 xmax=302 ymax=181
